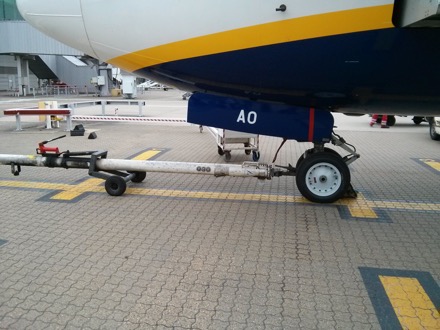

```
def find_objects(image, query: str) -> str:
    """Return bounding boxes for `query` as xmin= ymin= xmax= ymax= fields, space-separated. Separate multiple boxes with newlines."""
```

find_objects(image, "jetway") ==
xmin=393 ymin=0 xmax=440 ymax=27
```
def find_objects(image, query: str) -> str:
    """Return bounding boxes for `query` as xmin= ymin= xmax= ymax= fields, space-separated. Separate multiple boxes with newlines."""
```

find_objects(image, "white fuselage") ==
xmin=17 ymin=0 xmax=394 ymax=69
xmin=16 ymin=1 xmax=440 ymax=115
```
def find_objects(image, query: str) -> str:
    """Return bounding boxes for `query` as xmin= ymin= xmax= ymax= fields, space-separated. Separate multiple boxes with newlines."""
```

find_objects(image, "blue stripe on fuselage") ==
xmin=135 ymin=28 xmax=440 ymax=108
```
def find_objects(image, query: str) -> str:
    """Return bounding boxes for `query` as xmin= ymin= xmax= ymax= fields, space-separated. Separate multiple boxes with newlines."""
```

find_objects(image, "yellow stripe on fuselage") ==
xmin=109 ymin=5 xmax=394 ymax=72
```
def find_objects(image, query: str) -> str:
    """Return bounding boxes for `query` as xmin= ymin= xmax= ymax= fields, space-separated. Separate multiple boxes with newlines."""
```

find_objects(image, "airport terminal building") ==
xmin=0 ymin=0 xmax=100 ymax=96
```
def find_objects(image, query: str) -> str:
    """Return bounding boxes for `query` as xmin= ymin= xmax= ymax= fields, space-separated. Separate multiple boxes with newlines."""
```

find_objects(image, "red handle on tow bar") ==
xmin=36 ymin=135 xmax=66 ymax=155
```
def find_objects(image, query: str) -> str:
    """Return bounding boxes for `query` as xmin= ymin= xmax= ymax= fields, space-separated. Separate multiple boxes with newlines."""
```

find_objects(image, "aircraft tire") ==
xmin=252 ymin=151 xmax=260 ymax=161
xmin=296 ymin=152 xmax=350 ymax=203
xmin=105 ymin=176 xmax=127 ymax=196
xmin=296 ymin=148 xmax=340 ymax=169
xmin=377 ymin=115 xmax=396 ymax=126
xmin=429 ymin=120 xmax=440 ymax=141
xmin=218 ymin=146 xmax=224 ymax=156
xmin=387 ymin=115 xmax=396 ymax=126
xmin=129 ymin=171 xmax=147 ymax=183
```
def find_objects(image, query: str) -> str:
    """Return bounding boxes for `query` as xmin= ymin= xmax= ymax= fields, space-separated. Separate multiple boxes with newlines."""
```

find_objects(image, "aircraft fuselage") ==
xmin=16 ymin=0 xmax=440 ymax=115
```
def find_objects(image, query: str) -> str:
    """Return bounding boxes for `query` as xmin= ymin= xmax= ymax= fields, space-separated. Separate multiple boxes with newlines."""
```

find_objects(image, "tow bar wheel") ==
xmin=105 ymin=176 xmax=127 ymax=196
xmin=129 ymin=171 xmax=147 ymax=183
xmin=296 ymin=152 xmax=350 ymax=203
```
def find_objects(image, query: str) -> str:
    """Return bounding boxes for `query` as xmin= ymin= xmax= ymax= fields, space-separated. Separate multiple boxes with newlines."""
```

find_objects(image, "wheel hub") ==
xmin=306 ymin=163 xmax=341 ymax=197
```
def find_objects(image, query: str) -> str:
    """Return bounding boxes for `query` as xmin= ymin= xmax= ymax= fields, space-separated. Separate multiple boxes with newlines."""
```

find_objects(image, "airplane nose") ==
xmin=16 ymin=0 xmax=97 ymax=58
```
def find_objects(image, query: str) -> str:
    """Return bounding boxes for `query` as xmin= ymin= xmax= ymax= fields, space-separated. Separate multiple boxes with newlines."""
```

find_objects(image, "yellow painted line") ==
xmin=380 ymin=276 xmax=440 ymax=329
xmin=132 ymin=149 xmax=163 ymax=161
xmin=341 ymin=192 xmax=440 ymax=218
xmin=0 ymin=180 xmax=72 ymax=191
xmin=51 ymin=149 xmax=162 ymax=201
xmin=340 ymin=194 xmax=379 ymax=219
xmin=1 ymin=177 xmax=440 ymax=217
xmin=1 ymin=152 xmax=440 ymax=217
xmin=1 ymin=179 xmax=440 ymax=218
xmin=50 ymin=178 xmax=104 ymax=200
xmin=421 ymin=159 xmax=440 ymax=172
xmin=110 ymin=5 xmax=394 ymax=71
xmin=126 ymin=187 xmax=309 ymax=204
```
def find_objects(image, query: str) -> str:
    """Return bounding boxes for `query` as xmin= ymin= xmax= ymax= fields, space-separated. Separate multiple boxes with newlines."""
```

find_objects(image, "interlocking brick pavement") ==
xmin=0 ymin=93 xmax=439 ymax=329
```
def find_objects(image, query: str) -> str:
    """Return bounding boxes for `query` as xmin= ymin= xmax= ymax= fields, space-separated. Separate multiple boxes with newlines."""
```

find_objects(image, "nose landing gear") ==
xmin=293 ymin=133 xmax=359 ymax=203
xmin=296 ymin=151 xmax=350 ymax=203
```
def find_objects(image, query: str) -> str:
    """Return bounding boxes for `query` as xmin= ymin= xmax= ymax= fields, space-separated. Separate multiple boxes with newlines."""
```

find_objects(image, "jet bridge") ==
xmin=393 ymin=0 xmax=440 ymax=27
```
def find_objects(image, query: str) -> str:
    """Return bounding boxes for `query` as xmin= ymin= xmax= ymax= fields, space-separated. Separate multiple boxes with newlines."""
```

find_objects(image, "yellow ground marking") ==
xmin=49 ymin=178 xmax=105 ymax=200
xmin=1 ymin=158 xmax=440 ymax=217
xmin=421 ymin=159 xmax=440 ymax=172
xmin=110 ymin=5 xmax=394 ymax=71
xmin=340 ymin=194 xmax=379 ymax=219
xmin=132 ymin=151 xmax=162 ymax=161
xmin=1 ymin=179 xmax=440 ymax=218
xmin=380 ymin=276 xmax=440 ymax=330
xmin=0 ymin=180 xmax=72 ymax=192
xmin=126 ymin=187 xmax=309 ymax=204
xmin=340 ymin=193 xmax=440 ymax=219
xmin=50 ymin=149 xmax=162 ymax=201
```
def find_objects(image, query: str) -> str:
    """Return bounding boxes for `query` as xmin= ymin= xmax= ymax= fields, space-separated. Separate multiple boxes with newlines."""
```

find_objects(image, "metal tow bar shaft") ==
xmin=0 ymin=154 xmax=272 ymax=178
xmin=96 ymin=159 xmax=272 ymax=178
xmin=0 ymin=153 xmax=274 ymax=196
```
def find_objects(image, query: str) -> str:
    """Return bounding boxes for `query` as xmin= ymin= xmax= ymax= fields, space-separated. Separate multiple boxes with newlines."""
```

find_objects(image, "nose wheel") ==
xmin=295 ymin=151 xmax=350 ymax=203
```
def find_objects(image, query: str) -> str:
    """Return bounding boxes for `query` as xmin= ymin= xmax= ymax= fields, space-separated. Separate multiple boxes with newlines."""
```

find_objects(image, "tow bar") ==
xmin=0 ymin=136 xmax=276 ymax=196
xmin=0 ymin=135 xmax=358 ymax=202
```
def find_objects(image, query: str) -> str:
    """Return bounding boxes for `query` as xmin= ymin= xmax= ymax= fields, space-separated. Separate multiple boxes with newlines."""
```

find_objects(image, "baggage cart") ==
xmin=201 ymin=126 xmax=260 ymax=162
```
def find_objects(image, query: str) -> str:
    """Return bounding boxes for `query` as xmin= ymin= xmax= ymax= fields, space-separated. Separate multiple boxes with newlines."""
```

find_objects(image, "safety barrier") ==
xmin=3 ymin=109 xmax=72 ymax=131
xmin=60 ymin=100 xmax=146 ymax=116
xmin=71 ymin=115 xmax=186 ymax=124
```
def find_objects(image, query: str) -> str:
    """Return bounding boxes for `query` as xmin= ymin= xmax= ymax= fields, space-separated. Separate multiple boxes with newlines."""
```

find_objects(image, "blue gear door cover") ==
xmin=187 ymin=93 xmax=334 ymax=142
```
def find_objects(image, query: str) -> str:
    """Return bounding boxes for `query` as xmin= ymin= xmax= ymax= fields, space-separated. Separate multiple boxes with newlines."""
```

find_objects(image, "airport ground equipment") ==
xmin=428 ymin=117 xmax=440 ymax=141
xmin=61 ymin=100 xmax=146 ymax=117
xmin=202 ymin=126 xmax=260 ymax=162
xmin=3 ymin=109 xmax=72 ymax=131
xmin=121 ymin=75 xmax=137 ymax=99
xmin=36 ymin=135 xmax=66 ymax=156
xmin=4 ymin=99 xmax=146 ymax=119
xmin=0 ymin=133 xmax=359 ymax=203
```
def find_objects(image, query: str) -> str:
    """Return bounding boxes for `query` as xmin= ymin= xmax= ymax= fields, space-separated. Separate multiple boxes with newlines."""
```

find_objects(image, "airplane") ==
xmin=15 ymin=0 xmax=440 ymax=203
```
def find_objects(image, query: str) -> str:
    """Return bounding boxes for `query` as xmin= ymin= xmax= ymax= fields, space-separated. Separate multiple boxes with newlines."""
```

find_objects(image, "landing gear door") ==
xmin=187 ymin=93 xmax=334 ymax=143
